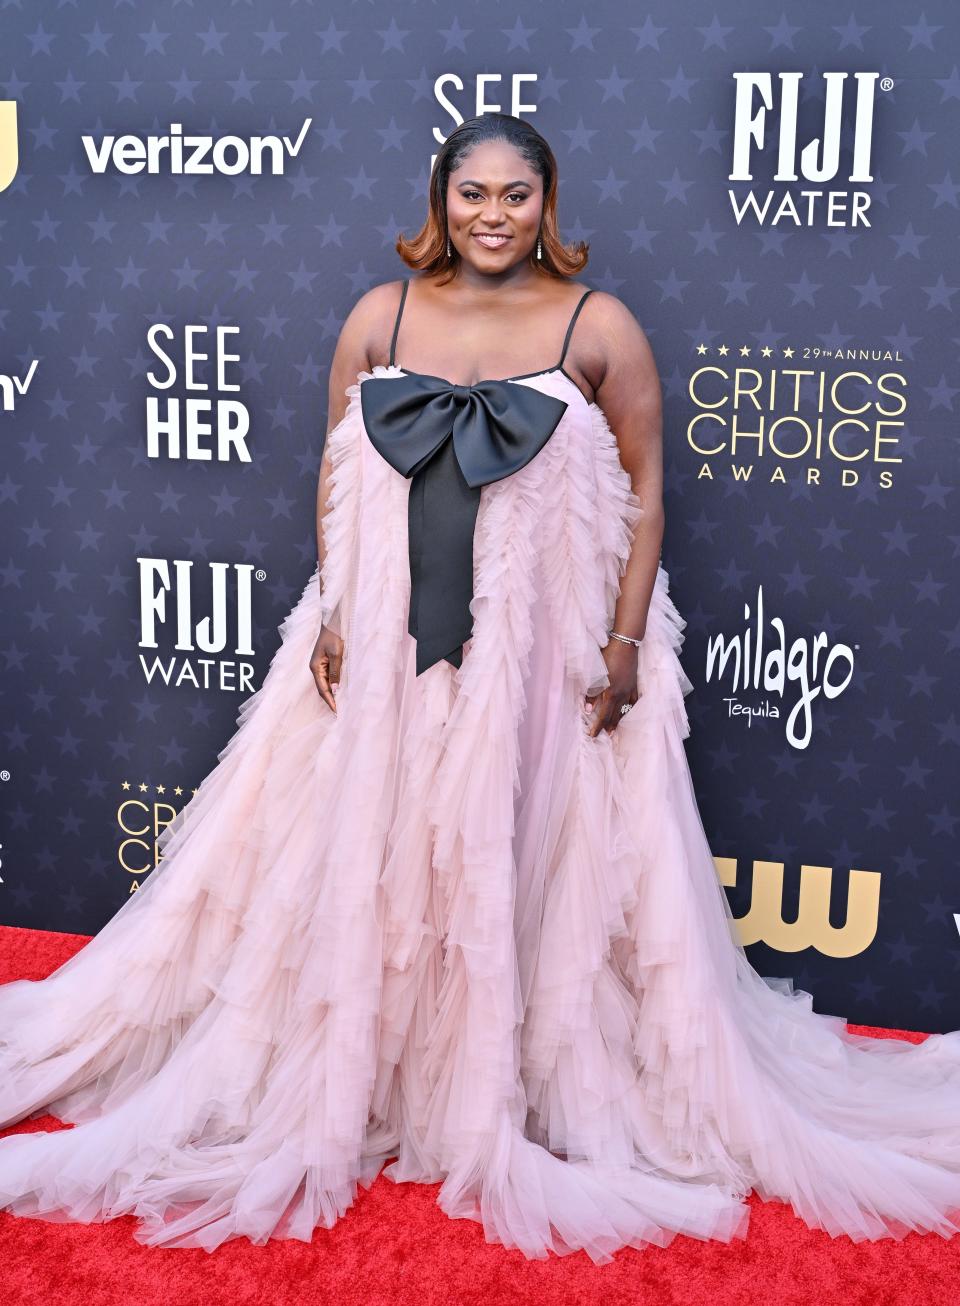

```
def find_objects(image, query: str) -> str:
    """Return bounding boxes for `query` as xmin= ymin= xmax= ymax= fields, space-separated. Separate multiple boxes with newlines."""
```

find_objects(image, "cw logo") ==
xmin=0 ymin=102 xmax=18 ymax=194
xmin=716 ymin=858 xmax=880 ymax=957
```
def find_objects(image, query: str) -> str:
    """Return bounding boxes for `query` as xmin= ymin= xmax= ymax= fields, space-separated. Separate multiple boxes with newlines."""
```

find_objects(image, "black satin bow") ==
xmin=360 ymin=372 xmax=568 ymax=675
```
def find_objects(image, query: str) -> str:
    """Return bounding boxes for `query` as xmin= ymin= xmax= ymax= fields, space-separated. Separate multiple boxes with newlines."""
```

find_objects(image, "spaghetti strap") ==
xmin=388 ymin=279 xmax=410 ymax=367
xmin=388 ymin=278 xmax=590 ymax=375
xmin=557 ymin=288 xmax=594 ymax=367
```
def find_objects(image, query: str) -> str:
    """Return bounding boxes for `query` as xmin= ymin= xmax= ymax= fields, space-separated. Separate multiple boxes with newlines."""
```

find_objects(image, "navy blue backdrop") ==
xmin=0 ymin=0 xmax=957 ymax=1032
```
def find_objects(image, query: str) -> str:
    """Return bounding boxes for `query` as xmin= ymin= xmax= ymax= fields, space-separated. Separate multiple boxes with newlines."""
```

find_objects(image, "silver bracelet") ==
xmin=607 ymin=629 xmax=644 ymax=647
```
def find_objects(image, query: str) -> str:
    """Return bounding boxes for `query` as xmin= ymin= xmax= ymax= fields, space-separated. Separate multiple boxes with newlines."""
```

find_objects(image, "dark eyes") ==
xmin=461 ymin=189 xmax=528 ymax=202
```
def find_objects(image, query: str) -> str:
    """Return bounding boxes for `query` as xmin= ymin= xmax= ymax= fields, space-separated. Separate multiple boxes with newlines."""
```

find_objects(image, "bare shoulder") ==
xmin=354 ymin=278 xmax=406 ymax=318
xmin=564 ymin=289 xmax=656 ymax=401
xmin=330 ymin=279 xmax=404 ymax=377
xmin=583 ymin=291 xmax=655 ymax=372
xmin=325 ymin=279 xmax=406 ymax=432
xmin=339 ymin=279 xmax=406 ymax=358
xmin=579 ymin=292 xmax=662 ymax=445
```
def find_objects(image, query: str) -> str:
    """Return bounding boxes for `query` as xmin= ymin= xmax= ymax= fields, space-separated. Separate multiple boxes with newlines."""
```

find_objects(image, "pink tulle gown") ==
xmin=2 ymin=283 xmax=960 ymax=1263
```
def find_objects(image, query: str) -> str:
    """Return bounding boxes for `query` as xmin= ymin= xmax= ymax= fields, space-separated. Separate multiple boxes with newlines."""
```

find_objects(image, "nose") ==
xmin=481 ymin=200 xmax=506 ymax=224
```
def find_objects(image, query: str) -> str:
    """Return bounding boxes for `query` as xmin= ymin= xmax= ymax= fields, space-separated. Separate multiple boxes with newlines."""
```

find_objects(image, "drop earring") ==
xmin=446 ymin=236 xmax=452 ymax=258
xmin=536 ymin=233 xmax=542 ymax=260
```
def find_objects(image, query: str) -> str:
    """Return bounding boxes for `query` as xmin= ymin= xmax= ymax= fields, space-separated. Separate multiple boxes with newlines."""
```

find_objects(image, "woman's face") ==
xmin=445 ymin=140 xmax=543 ymax=271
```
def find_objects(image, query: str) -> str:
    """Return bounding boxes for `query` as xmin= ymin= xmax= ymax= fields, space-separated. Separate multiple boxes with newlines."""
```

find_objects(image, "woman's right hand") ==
xmin=309 ymin=626 xmax=344 ymax=713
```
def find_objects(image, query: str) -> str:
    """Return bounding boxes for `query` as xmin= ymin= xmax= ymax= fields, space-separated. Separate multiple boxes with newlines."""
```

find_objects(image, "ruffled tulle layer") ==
xmin=2 ymin=367 xmax=960 ymax=1262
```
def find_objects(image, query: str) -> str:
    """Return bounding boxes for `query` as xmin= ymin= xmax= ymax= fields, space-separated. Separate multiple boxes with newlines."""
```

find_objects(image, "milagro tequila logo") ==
xmin=705 ymin=584 xmax=856 ymax=749
xmin=81 ymin=118 xmax=311 ymax=177
xmin=729 ymin=71 xmax=888 ymax=228
xmin=138 ymin=558 xmax=260 ymax=691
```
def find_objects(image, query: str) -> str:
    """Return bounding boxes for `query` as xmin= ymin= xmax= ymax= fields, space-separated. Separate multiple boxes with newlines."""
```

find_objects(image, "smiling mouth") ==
xmin=472 ymin=233 xmax=512 ymax=248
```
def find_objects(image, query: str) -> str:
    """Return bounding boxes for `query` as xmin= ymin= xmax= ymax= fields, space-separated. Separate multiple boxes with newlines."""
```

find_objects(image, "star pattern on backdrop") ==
xmin=0 ymin=0 xmax=956 ymax=1031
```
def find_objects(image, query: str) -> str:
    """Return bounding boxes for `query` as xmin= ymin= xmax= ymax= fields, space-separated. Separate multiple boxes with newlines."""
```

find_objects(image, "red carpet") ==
xmin=1 ymin=924 xmax=957 ymax=1306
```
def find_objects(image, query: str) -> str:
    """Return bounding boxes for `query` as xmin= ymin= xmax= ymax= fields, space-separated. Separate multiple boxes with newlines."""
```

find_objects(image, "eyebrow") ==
xmin=456 ymin=179 xmax=533 ymax=188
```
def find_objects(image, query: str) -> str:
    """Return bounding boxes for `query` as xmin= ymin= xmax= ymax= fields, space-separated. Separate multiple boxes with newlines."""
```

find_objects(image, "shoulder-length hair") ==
xmin=396 ymin=113 xmax=589 ymax=285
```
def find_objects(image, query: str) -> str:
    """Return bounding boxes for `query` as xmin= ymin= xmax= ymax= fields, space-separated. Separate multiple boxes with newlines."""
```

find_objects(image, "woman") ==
xmin=2 ymin=113 xmax=960 ymax=1264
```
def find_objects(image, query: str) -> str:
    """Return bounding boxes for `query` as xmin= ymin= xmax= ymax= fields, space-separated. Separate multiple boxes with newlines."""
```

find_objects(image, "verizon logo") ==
xmin=81 ymin=118 xmax=312 ymax=176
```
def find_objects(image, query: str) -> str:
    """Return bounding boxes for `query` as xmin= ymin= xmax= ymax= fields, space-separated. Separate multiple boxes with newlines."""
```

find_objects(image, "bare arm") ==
xmin=583 ymin=294 xmax=665 ymax=734
xmin=592 ymin=293 xmax=665 ymax=640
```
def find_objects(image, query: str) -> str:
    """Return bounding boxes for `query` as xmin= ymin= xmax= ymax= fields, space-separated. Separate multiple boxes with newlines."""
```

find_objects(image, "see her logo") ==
xmin=0 ymin=102 xmax=17 ymax=194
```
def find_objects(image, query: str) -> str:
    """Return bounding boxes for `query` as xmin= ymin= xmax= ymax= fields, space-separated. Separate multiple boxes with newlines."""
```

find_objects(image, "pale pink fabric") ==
xmin=2 ymin=366 xmax=960 ymax=1261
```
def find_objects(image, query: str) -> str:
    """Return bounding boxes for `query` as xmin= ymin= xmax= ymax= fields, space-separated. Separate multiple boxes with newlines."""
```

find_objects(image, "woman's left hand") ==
xmin=585 ymin=639 xmax=642 ymax=737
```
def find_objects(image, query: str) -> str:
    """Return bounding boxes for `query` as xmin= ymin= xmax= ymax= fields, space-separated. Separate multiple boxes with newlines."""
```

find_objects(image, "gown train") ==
xmin=1 ymin=365 xmax=960 ymax=1262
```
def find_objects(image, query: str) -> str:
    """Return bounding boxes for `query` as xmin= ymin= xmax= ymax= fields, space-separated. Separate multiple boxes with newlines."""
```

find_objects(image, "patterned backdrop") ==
xmin=0 ymin=0 xmax=957 ymax=1032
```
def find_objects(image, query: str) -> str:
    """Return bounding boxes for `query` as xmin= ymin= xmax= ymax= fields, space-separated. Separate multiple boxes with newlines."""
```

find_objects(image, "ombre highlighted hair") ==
xmin=396 ymin=113 xmax=588 ymax=284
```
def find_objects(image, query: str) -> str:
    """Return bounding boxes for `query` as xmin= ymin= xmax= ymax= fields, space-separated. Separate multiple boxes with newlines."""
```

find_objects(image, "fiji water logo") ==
xmin=728 ymin=71 xmax=889 ymax=228
xmin=0 ymin=101 xmax=18 ymax=193
xmin=705 ymin=584 xmax=856 ymax=749
xmin=137 ymin=558 xmax=261 ymax=692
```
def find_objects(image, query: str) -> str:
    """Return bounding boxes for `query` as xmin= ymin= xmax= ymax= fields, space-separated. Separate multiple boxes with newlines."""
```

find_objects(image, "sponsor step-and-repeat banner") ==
xmin=0 ymin=1 xmax=957 ymax=1032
